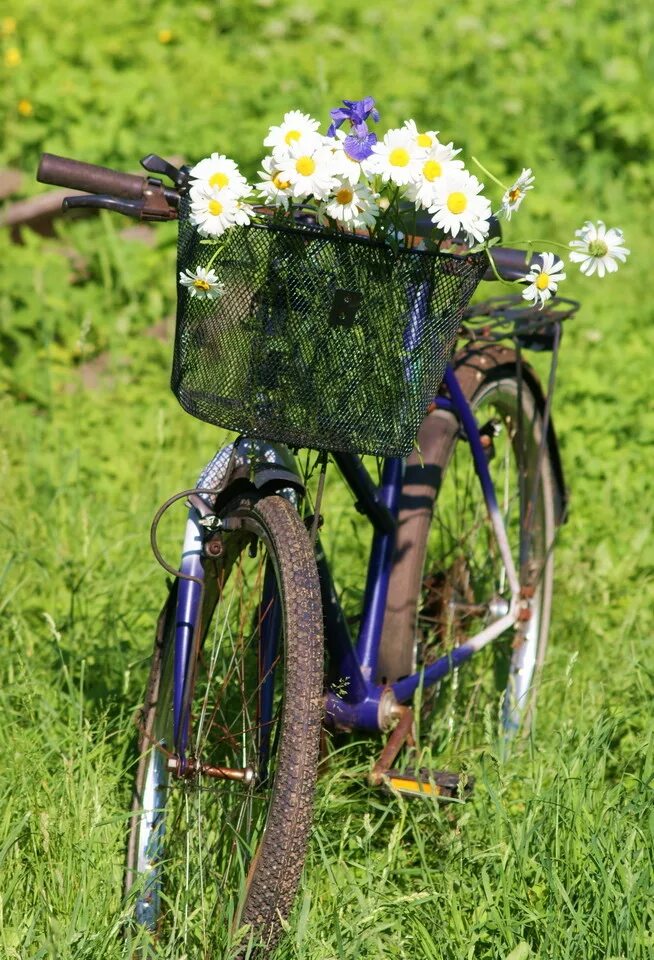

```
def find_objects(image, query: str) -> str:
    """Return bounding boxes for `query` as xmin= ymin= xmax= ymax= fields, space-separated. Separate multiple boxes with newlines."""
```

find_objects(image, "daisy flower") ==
xmin=188 ymin=153 xmax=250 ymax=199
xmin=428 ymin=170 xmax=492 ymax=243
xmin=264 ymin=110 xmax=321 ymax=153
xmin=499 ymin=168 xmax=535 ymax=220
xmin=257 ymin=155 xmax=293 ymax=208
xmin=521 ymin=252 xmax=566 ymax=308
xmin=403 ymin=119 xmax=440 ymax=151
xmin=568 ymin=220 xmax=629 ymax=277
xmin=407 ymin=142 xmax=465 ymax=209
xmin=273 ymin=137 xmax=339 ymax=201
xmin=189 ymin=185 xmax=239 ymax=237
xmin=233 ymin=200 xmax=254 ymax=226
xmin=368 ymin=127 xmax=424 ymax=186
xmin=350 ymin=200 xmax=379 ymax=231
xmin=179 ymin=266 xmax=223 ymax=300
xmin=323 ymin=179 xmax=378 ymax=225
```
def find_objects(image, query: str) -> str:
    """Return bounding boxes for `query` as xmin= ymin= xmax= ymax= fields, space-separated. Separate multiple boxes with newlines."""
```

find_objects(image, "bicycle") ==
xmin=37 ymin=150 xmax=576 ymax=957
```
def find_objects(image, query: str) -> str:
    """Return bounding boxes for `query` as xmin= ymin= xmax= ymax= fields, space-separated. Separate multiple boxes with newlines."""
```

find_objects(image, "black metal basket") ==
xmin=172 ymin=199 xmax=487 ymax=457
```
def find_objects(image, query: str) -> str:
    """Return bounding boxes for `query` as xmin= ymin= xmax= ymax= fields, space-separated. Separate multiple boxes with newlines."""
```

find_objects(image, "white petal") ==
xmin=581 ymin=258 xmax=597 ymax=276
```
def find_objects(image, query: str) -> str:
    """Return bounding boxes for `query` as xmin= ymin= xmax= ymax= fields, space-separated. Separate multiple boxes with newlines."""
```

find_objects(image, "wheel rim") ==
xmin=419 ymin=375 xmax=554 ymax=748
xmin=131 ymin=513 xmax=287 ymax=954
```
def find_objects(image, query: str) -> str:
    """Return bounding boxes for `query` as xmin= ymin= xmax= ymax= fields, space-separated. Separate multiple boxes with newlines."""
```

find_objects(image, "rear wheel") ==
xmin=125 ymin=493 xmax=324 ymax=957
xmin=380 ymin=345 xmax=561 ymax=749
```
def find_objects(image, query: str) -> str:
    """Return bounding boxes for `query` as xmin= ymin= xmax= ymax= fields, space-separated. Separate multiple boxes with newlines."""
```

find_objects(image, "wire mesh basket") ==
xmin=172 ymin=199 xmax=488 ymax=457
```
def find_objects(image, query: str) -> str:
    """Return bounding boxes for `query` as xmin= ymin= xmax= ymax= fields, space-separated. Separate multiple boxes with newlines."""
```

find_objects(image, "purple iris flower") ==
xmin=327 ymin=96 xmax=380 ymax=161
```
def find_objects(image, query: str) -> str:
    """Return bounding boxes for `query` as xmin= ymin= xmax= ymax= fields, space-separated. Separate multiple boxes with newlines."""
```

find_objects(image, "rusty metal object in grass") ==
xmin=369 ymin=704 xmax=415 ymax=786
xmin=167 ymin=755 xmax=255 ymax=785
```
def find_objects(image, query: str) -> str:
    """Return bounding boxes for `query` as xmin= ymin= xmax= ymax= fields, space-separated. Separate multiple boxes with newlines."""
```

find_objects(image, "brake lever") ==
xmin=62 ymin=184 xmax=178 ymax=222
xmin=63 ymin=194 xmax=145 ymax=216
xmin=140 ymin=153 xmax=189 ymax=191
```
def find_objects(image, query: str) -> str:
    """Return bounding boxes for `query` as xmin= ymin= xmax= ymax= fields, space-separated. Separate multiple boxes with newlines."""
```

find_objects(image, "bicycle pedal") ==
xmin=380 ymin=767 xmax=474 ymax=801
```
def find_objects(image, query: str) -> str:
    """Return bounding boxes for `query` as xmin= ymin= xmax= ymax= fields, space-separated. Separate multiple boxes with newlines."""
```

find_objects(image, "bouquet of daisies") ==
xmin=180 ymin=96 xmax=629 ymax=310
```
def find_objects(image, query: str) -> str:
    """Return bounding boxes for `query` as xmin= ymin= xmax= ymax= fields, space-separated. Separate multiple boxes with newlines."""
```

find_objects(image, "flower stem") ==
xmin=471 ymin=156 xmax=506 ymax=190
xmin=206 ymin=240 xmax=227 ymax=269
xmin=485 ymin=248 xmax=522 ymax=287
xmin=509 ymin=239 xmax=571 ymax=253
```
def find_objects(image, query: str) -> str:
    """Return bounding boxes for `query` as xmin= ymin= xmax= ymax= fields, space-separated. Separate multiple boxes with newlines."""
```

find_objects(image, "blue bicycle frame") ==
xmin=168 ymin=359 xmax=528 ymax=758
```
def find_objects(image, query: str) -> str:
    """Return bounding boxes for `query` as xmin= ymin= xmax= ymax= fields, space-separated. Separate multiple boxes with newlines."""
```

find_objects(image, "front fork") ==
xmin=168 ymin=438 xmax=305 ymax=762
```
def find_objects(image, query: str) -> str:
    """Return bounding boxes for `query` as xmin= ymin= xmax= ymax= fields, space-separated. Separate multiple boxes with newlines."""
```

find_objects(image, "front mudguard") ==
xmin=196 ymin=438 xmax=304 ymax=515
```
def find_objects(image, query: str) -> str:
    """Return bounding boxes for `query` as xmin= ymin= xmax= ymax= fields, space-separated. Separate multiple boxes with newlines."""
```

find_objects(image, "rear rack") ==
xmin=462 ymin=294 xmax=579 ymax=351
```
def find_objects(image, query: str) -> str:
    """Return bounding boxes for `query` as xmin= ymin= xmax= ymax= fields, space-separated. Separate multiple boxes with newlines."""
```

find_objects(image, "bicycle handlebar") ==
xmin=37 ymin=153 xmax=148 ymax=199
xmin=37 ymin=152 xmax=180 ymax=220
xmin=36 ymin=153 xmax=541 ymax=279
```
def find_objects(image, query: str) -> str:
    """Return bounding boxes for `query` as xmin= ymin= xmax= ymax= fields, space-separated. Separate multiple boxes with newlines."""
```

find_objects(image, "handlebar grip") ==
xmin=37 ymin=153 xmax=146 ymax=199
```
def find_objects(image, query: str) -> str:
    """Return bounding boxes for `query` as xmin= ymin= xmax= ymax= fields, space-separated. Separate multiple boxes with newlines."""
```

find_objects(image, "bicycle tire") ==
xmin=125 ymin=492 xmax=324 ymax=956
xmin=379 ymin=343 xmax=561 ymax=740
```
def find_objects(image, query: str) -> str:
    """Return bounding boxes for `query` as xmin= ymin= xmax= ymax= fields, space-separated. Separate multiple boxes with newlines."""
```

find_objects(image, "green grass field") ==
xmin=1 ymin=1 xmax=653 ymax=957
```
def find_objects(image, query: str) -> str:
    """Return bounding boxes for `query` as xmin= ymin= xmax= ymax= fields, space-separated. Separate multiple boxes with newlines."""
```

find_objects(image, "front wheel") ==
xmin=125 ymin=492 xmax=324 ymax=957
xmin=380 ymin=344 xmax=562 ymax=747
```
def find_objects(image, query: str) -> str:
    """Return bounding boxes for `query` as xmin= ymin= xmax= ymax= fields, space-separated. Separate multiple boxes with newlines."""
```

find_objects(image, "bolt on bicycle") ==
xmin=37 ymin=150 xmax=576 ymax=957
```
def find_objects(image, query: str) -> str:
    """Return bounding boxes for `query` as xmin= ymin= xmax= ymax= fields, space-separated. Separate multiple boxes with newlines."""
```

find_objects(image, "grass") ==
xmin=1 ymin=305 xmax=652 ymax=957
xmin=2 ymin=0 xmax=654 ymax=956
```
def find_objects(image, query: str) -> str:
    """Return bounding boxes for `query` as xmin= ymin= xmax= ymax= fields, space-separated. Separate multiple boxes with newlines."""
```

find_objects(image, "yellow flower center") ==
xmin=208 ymin=199 xmax=223 ymax=216
xmin=588 ymin=239 xmax=609 ymax=257
xmin=417 ymin=133 xmax=433 ymax=148
xmin=389 ymin=147 xmax=410 ymax=167
xmin=335 ymin=186 xmax=354 ymax=205
xmin=4 ymin=47 xmax=21 ymax=67
xmin=209 ymin=172 xmax=229 ymax=189
xmin=285 ymin=129 xmax=301 ymax=145
xmin=296 ymin=156 xmax=316 ymax=176
xmin=17 ymin=98 xmax=32 ymax=116
xmin=158 ymin=28 xmax=173 ymax=43
xmin=423 ymin=160 xmax=442 ymax=182
xmin=193 ymin=278 xmax=211 ymax=291
xmin=535 ymin=273 xmax=550 ymax=290
xmin=447 ymin=192 xmax=467 ymax=214
xmin=272 ymin=172 xmax=291 ymax=190
xmin=508 ymin=187 xmax=522 ymax=203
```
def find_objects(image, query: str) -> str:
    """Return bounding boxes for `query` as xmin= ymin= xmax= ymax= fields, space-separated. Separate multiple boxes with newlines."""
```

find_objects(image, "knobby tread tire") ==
xmin=126 ymin=492 xmax=324 ymax=956
xmin=237 ymin=495 xmax=324 ymax=948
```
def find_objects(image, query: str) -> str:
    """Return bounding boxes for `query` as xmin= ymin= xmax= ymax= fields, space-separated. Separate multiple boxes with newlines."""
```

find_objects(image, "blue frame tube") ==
xmin=354 ymin=456 xmax=404 ymax=682
xmin=316 ymin=543 xmax=369 ymax=704
xmin=443 ymin=365 xmax=520 ymax=597
xmin=392 ymin=642 xmax=477 ymax=702
xmin=443 ymin=366 xmax=499 ymax=511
